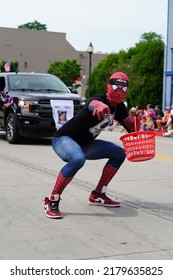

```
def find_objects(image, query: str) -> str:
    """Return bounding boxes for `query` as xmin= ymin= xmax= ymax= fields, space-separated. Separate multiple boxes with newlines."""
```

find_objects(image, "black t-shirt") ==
xmin=54 ymin=94 xmax=128 ymax=145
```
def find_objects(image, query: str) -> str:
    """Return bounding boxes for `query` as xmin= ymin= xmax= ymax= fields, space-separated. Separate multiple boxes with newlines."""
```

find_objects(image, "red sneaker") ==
xmin=88 ymin=190 xmax=120 ymax=207
xmin=44 ymin=196 xmax=62 ymax=219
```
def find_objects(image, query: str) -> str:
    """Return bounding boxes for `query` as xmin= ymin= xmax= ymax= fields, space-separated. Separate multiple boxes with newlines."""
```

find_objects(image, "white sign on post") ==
xmin=50 ymin=100 xmax=74 ymax=130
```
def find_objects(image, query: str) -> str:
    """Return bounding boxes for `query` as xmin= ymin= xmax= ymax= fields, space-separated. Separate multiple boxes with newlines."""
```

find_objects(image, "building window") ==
xmin=24 ymin=62 xmax=28 ymax=69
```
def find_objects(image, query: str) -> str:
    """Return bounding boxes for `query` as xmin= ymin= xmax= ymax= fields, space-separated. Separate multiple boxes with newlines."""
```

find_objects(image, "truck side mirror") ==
xmin=0 ymin=77 xmax=5 ymax=91
xmin=71 ymin=89 xmax=78 ymax=94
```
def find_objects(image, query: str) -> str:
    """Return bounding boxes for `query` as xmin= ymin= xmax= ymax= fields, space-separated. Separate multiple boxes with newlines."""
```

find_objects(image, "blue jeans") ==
xmin=52 ymin=136 xmax=126 ymax=177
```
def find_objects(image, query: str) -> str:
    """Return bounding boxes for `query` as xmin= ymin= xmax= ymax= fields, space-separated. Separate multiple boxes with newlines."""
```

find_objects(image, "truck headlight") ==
xmin=80 ymin=98 xmax=86 ymax=106
xmin=19 ymin=100 xmax=38 ymax=116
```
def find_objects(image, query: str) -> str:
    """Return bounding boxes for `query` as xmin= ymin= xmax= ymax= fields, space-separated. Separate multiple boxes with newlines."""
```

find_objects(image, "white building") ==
xmin=163 ymin=0 xmax=173 ymax=109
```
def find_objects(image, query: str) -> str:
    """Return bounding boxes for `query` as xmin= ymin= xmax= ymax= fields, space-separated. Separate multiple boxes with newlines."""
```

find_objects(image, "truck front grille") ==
xmin=37 ymin=99 xmax=82 ymax=118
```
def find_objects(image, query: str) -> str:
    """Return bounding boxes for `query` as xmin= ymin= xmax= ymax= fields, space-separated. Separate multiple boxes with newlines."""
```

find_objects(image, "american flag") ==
xmin=4 ymin=61 xmax=11 ymax=72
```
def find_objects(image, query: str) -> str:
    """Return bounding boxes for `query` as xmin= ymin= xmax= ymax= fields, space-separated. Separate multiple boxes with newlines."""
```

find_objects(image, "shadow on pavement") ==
xmin=62 ymin=204 xmax=138 ymax=218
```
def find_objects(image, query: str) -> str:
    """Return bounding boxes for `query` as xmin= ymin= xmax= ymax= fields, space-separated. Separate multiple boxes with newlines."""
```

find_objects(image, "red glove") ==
xmin=90 ymin=100 xmax=110 ymax=120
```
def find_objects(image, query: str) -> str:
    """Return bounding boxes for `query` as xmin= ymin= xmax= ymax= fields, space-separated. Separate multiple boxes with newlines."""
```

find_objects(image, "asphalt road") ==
xmin=0 ymin=128 xmax=173 ymax=260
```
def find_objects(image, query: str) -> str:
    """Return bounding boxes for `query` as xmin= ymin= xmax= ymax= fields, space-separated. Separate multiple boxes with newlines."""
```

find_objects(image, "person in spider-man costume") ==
xmin=44 ymin=71 xmax=140 ymax=219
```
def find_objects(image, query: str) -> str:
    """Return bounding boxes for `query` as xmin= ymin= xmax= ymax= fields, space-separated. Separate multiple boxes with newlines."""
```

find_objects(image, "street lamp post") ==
xmin=87 ymin=42 xmax=94 ymax=99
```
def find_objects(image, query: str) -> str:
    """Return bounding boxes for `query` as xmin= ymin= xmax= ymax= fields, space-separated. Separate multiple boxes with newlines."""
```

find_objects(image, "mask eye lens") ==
xmin=112 ymin=84 xmax=118 ymax=90
xmin=122 ymin=86 xmax=128 ymax=92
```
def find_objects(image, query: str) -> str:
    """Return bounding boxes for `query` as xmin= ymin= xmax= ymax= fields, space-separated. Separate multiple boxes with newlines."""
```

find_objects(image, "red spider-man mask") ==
xmin=106 ymin=72 xmax=129 ymax=106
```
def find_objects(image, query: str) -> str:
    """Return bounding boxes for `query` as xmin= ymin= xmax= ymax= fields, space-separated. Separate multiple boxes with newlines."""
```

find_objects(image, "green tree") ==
xmin=47 ymin=59 xmax=81 ymax=90
xmin=140 ymin=32 xmax=163 ymax=41
xmin=127 ymin=32 xmax=164 ymax=108
xmin=0 ymin=60 xmax=18 ymax=72
xmin=89 ymin=32 xmax=164 ymax=108
xmin=18 ymin=20 xmax=47 ymax=30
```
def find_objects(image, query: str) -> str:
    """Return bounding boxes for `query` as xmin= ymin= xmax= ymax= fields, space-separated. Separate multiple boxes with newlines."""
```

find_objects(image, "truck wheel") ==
xmin=5 ymin=113 xmax=21 ymax=144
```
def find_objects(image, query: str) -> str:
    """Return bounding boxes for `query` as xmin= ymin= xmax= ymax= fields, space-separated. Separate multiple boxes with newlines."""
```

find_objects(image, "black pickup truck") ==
xmin=0 ymin=72 xmax=85 ymax=144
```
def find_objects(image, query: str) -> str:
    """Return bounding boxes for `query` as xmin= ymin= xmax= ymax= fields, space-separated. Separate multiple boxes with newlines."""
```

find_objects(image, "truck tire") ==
xmin=5 ymin=112 xmax=21 ymax=144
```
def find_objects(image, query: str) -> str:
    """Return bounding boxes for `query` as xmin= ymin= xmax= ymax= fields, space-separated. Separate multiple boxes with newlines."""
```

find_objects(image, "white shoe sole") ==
xmin=88 ymin=201 xmax=121 ymax=207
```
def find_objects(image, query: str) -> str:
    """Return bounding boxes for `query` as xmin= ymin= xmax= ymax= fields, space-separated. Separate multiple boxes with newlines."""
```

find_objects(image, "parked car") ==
xmin=0 ymin=72 xmax=85 ymax=144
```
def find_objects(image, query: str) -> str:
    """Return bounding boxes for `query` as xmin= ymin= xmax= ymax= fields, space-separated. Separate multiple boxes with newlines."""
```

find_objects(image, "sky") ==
xmin=1 ymin=0 xmax=168 ymax=54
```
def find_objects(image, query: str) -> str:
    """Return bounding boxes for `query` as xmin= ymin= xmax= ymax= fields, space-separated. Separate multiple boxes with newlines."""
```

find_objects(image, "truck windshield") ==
xmin=9 ymin=74 xmax=70 ymax=93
